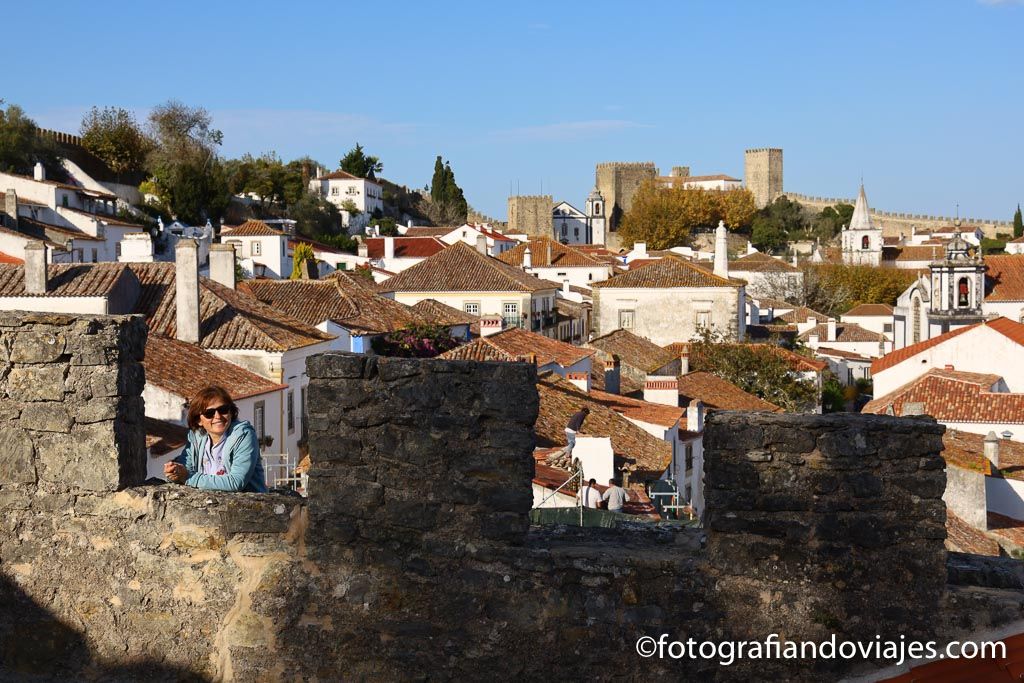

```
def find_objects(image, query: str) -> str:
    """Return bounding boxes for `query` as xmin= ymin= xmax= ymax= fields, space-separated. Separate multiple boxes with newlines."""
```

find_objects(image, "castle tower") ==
xmin=595 ymin=162 xmax=658 ymax=250
xmin=744 ymin=148 xmax=783 ymax=209
xmin=927 ymin=232 xmax=987 ymax=334
xmin=507 ymin=195 xmax=553 ymax=237
xmin=841 ymin=185 xmax=883 ymax=267
xmin=585 ymin=186 xmax=606 ymax=246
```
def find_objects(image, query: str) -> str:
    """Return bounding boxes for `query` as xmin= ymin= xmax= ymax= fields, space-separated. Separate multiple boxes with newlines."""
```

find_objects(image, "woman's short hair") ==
xmin=187 ymin=385 xmax=239 ymax=431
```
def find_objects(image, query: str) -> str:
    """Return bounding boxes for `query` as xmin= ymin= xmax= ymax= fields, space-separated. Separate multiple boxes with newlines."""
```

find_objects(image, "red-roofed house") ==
xmin=437 ymin=223 xmax=516 ymax=256
xmin=364 ymin=236 xmax=448 ymax=272
xmin=221 ymin=220 xmax=291 ymax=279
xmin=308 ymin=168 xmax=383 ymax=231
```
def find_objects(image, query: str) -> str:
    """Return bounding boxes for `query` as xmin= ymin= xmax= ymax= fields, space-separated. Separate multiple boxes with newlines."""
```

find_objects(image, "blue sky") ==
xmin=7 ymin=1 xmax=1023 ymax=222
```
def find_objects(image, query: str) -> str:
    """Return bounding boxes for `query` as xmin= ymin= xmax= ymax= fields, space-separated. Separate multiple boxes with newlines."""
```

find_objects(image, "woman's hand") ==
xmin=164 ymin=462 xmax=188 ymax=484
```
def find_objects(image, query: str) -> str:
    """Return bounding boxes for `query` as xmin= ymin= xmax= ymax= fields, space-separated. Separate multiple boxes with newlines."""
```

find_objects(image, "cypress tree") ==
xmin=430 ymin=156 xmax=445 ymax=203
xmin=1014 ymin=204 xmax=1023 ymax=239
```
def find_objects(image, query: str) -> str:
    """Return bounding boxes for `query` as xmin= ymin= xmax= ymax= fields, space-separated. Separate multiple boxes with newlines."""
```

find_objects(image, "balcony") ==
xmin=503 ymin=315 xmax=525 ymax=329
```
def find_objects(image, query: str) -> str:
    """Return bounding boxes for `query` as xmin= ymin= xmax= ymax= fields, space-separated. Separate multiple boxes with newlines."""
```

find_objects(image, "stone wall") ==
xmin=744 ymin=148 xmax=784 ymax=209
xmin=506 ymin=194 xmax=552 ymax=237
xmin=1 ymin=315 xmax=1023 ymax=681
xmin=595 ymin=162 xmax=658 ymax=249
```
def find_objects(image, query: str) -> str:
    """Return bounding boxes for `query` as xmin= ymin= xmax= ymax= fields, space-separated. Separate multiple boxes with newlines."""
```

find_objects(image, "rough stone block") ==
xmin=19 ymin=403 xmax=73 ymax=433
xmin=9 ymin=330 xmax=66 ymax=363
xmin=306 ymin=352 xmax=367 ymax=379
xmin=0 ymin=428 xmax=35 ymax=483
xmin=6 ymin=365 xmax=67 ymax=401
xmin=36 ymin=422 xmax=120 ymax=491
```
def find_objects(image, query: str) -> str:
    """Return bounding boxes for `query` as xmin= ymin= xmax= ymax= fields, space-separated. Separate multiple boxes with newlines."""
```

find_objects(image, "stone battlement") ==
xmin=784 ymin=191 xmax=1014 ymax=230
xmin=1 ymin=314 xmax=1023 ymax=681
xmin=595 ymin=161 xmax=658 ymax=170
xmin=744 ymin=146 xmax=783 ymax=153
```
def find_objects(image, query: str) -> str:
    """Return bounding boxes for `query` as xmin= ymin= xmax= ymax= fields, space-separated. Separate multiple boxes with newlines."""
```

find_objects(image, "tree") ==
xmin=1014 ymin=204 xmax=1023 ymax=239
xmin=426 ymin=156 xmax=468 ymax=225
xmin=79 ymin=106 xmax=152 ymax=177
xmin=802 ymin=264 xmax=917 ymax=315
xmin=290 ymin=242 xmax=316 ymax=279
xmin=288 ymin=194 xmax=342 ymax=239
xmin=0 ymin=101 xmax=61 ymax=176
xmin=339 ymin=143 xmax=382 ymax=178
xmin=688 ymin=328 xmax=819 ymax=412
xmin=750 ymin=215 xmax=788 ymax=253
xmin=812 ymin=203 xmax=854 ymax=242
xmin=146 ymin=100 xmax=229 ymax=224
xmin=618 ymin=182 xmax=757 ymax=249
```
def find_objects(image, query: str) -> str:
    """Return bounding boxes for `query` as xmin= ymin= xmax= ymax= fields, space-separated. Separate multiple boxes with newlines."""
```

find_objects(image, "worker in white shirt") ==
xmin=579 ymin=478 xmax=601 ymax=508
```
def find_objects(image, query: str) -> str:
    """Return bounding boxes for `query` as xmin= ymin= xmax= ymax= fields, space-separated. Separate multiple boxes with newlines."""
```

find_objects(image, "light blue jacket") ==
xmin=173 ymin=419 xmax=268 ymax=493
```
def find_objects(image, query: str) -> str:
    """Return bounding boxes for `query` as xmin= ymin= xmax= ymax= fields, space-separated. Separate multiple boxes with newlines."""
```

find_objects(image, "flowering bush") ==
xmin=370 ymin=324 xmax=459 ymax=358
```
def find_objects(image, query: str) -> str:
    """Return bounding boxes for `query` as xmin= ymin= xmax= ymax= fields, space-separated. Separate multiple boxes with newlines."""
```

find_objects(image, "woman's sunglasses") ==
xmin=201 ymin=405 xmax=233 ymax=419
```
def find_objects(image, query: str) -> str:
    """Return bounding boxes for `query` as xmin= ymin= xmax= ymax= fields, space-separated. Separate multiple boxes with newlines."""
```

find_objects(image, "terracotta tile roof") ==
xmin=316 ymin=170 xmax=381 ymax=184
xmin=662 ymin=342 xmax=690 ymax=359
xmin=773 ymin=305 xmax=828 ymax=325
xmin=145 ymin=417 xmax=189 ymax=457
xmin=60 ymin=206 xmax=146 ymax=228
xmin=535 ymin=373 xmax=672 ymax=478
xmin=945 ymin=509 xmax=1001 ymax=556
xmin=675 ymin=371 xmax=782 ymax=412
xmin=882 ymin=244 xmax=945 ymax=262
xmin=862 ymin=368 xmax=1024 ymax=425
xmin=626 ymin=258 xmax=664 ymax=271
xmin=129 ymin=263 xmax=333 ymax=351
xmin=588 ymin=389 xmax=683 ymax=427
xmin=729 ymin=252 xmax=800 ymax=273
xmin=410 ymin=298 xmax=480 ymax=326
xmin=0 ymin=262 xmax=134 ymax=298
xmin=440 ymin=327 xmax=595 ymax=367
xmin=240 ymin=272 xmax=424 ymax=335
xmin=870 ymin=317 xmax=1024 ymax=374
xmin=763 ymin=345 xmax=828 ymax=371
xmin=144 ymin=334 xmax=287 ymax=402
xmin=222 ymin=220 xmax=285 ymax=237
xmin=592 ymin=255 xmax=742 ymax=289
xmin=381 ymin=241 xmax=559 ymax=293
xmin=588 ymin=329 xmax=676 ymax=373
xmin=0 ymin=252 xmax=22 ymax=264
xmin=19 ymin=215 xmax=106 ymax=242
xmin=984 ymin=254 xmax=1024 ymax=301
xmin=940 ymin=428 xmax=1024 ymax=482
xmin=365 ymin=236 xmax=447 ymax=259
xmin=797 ymin=321 xmax=887 ymax=343
xmin=402 ymin=226 xmax=453 ymax=237
xmin=814 ymin=346 xmax=872 ymax=362
xmin=843 ymin=303 xmax=894 ymax=316
xmin=439 ymin=338 xmax=522 ymax=363
xmin=497 ymin=236 xmax=604 ymax=268
xmin=1010 ymin=236 xmax=1024 ymax=244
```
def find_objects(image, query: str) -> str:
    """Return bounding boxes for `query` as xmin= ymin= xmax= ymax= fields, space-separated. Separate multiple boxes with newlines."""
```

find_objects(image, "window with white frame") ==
xmin=619 ymin=309 xmax=635 ymax=329
xmin=464 ymin=302 xmax=480 ymax=315
xmin=695 ymin=310 xmax=711 ymax=329
xmin=252 ymin=241 xmax=262 ymax=256
xmin=503 ymin=302 xmax=519 ymax=317
xmin=331 ymin=186 xmax=339 ymax=196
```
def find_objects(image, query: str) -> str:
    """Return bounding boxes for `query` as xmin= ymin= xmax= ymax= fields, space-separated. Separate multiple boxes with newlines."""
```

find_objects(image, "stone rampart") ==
xmin=0 ymin=314 xmax=1022 ymax=681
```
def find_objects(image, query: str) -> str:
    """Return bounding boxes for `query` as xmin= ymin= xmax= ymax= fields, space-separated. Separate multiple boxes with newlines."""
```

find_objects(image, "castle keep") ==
xmin=506 ymin=194 xmax=553 ymax=237
xmin=744 ymin=147 xmax=784 ymax=209
xmin=595 ymin=161 xmax=658 ymax=250
xmin=1 ymin=313 xmax=1023 ymax=681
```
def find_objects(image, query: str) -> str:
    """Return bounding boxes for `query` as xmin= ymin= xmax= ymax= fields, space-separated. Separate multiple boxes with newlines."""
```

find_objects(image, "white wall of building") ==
xmin=439 ymin=225 xmax=515 ymax=255
xmin=526 ymin=264 xmax=611 ymax=289
xmin=840 ymin=314 xmax=895 ymax=340
xmin=593 ymin=285 xmax=745 ymax=346
xmin=222 ymin=234 xmax=290 ymax=279
xmin=731 ymin=269 xmax=803 ymax=301
xmin=986 ymin=476 xmax=1024 ymax=521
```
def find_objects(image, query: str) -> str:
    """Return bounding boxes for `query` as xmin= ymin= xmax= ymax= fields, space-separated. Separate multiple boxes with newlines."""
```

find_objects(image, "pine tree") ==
xmin=1014 ymin=204 xmax=1022 ymax=239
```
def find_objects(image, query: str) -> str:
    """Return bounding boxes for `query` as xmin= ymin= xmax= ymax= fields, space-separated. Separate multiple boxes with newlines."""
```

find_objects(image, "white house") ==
xmin=728 ymin=251 xmax=802 ymax=300
xmin=363 ymin=236 xmax=447 ymax=273
xmin=438 ymin=223 xmax=516 ymax=256
xmin=658 ymin=172 xmax=743 ymax=191
xmin=309 ymin=169 xmax=384 ymax=231
xmin=221 ymin=220 xmax=292 ymax=279
xmin=798 ymin=318 xmax=891 ymax=359
xmin=497 ymin=236 xmax=613 ymax=289
xmin=840 ymin=303 xmax=895 ymax=340
xmin=1007 ymin=236 xmax=1024 ymax=255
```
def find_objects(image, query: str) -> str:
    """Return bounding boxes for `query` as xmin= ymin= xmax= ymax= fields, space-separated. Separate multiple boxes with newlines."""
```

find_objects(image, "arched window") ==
xmin=912 ymin=297 xmax=922 ymax=344
xmin=861 ymin=235 xmax=870 ymax=250
xmin=957 ymin=277 xmax=970 ymax=308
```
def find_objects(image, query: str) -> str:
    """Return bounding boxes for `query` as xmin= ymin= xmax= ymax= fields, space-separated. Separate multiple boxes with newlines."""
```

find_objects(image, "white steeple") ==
xmin=848 ymin=184 xmax=874 ymax=231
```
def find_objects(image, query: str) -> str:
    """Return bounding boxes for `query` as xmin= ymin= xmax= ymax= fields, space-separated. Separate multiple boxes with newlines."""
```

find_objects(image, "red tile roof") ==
xmin=871 ymin=317 xmax=1024 ymax=374
xmin=588 ymin=389 xmax=683 ymax=427
xmin=592 ymin=255 xmax=742 ymax=289
xmin=882 ymin=244 xmax=945 ymax=262
xmin=676 ymin=371 xmax=783 ymax=412
xmin=439 ymin=338 xmax=522 ymax=362
xmin=130 ymin=263 xmax=333 ymax=351
xmin=240 ymin=272 xmax=425 ymax=334
xmin=402 ymin=226 xmax=454 ymax=237
xmin=0 ymin=262 xmax=135 ymax=298
xmin=814 ymin=346 xmax=872 ymax=362
xmin=440 ymin=327 xmax=595 ymax=368
xmin=662 ymin=342 xmax=690 ymax=359
xmin=0 ymin=252 xmax=21 ymax=265
xmin=773 ymin=305 xmax=828 ymax=325
xmin=365 ymin=236 xmax=447 ymax=259
xmin=381 ymin=241 xmax=559 ymax=293
xmin=985 ymin=254 xmax=1024 ymax=301
xmin=497 ymin=236 xmax=604 ymax=268
xmin=945 ymin=509 xmax=1001 ymax=556
xmin=316 ymin=170 xmax=381 ymax=184
xmin=410 ymin=298 xmax=480 ymax=326
xmin=729 ymin=252 xmax=800 ymax=273
xmin=222 ymin=220 xmax=285 ymax=237
xmin=588 ymin=329 xmax=677 ymax=374
xmin=940 ymin=428 xmax=1024 ymax=482
xmin=798 ymin=321 xmax=887 ymax=343
xmin=842 ymin=303 xmax=894 ymax=316
xmin=145 ymin=417 xmax=189 ymax=457
xmin=144 ymin=335 xmax=287 ymax=402
xmin=862 ymin=368 xmax=1024 ymax=424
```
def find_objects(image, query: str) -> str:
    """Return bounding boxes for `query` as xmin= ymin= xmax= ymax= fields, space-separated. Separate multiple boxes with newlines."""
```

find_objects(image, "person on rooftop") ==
xmin=164 ymin=386 xmax=268 ymax=492
xmin=565 ymin=407 xmax=590 ymax=458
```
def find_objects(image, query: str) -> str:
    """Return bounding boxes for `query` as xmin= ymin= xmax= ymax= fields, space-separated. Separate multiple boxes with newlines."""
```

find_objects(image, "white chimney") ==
xmin=633 ymin=242 xmax=647 ymax=259
xmin=562 ymin=279 xmax=570 ymax=295
xmin=644 ymin=376 xmax=679 ymax=406
xmin=175 ymin=239 xmax=201 ymax=344
xmin=679 ymin=356 xmax=690 ymax=376
xmin=566 ymin=371 xmax=590 ymax=393
xmin=476 ymin=234 xmax=487 ymax=255
xmin=383 ymin=236 xmax=395 ymax=262
xmin=806 ymin=316 xmax=817 ymax=329
xmin=523 ymin=246 xmax=532 ymax=269
xmin=792 ymin=252 xmax=798 ymax=267
xmin=546 ymin=240 xmax=552 ymax=264
xmin=118 ymin=233 xmax=154 ymax=263
xmin=407 ymin=219 xmax=413 ymax=229
xmin=357 ymin=242 xmax=369 ymax=258
xmin=33 ymin=162 xmax=45 ymax=181
xmin=808 ymin=333 xmax=819 ymax=348
xmin=985 ymin=431 xmax=1000 ymax=469
xmin=686 ymin=399 xmax=704 ymax=433
xmin=480 ymin=314 xmax=504 ymax=338
xmin=209 ymin=243 xmax=236 ymax=289
xmin=826 ymin=318 xmax=837 ymax=342
xmin=23 ymin=241 xmax=47 ymax=294
xmin=713 ymin=220 xmax=729 ymax=278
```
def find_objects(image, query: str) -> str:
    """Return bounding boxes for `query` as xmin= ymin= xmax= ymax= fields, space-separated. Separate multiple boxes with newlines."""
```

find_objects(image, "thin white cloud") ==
xmin=978 ymin=0 xmax=1024 ymax=5
xmin=490 ymin=119 xmax=652 ymax=142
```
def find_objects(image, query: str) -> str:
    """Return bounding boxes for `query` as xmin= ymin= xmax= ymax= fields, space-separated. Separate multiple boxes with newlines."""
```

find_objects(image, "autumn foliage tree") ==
xmin=618 ymin=181 xmax=757 ymax=249
xmin=79 ymin=106 xmax=152 ymax=177
xmin=802 ymin=264 xmax=918 ymax=315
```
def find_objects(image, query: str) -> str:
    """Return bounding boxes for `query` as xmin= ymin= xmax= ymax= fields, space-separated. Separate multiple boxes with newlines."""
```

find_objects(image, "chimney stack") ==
xmin=480 ymin=314 xmax=504 ymax=338
xmin=357 ymin=241 xmax=368 ymax=259
xmin=175 ymin=239 xmax=201 ymax=344
xmin=118 ymin=233 xmax=154 ymax=263
xmin=633 ymin=241 xmax=647 ymax=260
xmin=713 ymin=220 xmax=729 ymax=278
xmin=3 ymin=189 xmax=17 ymax=229
xmin=208 ymin=243 xmax=236 ymax=289
xmin=599 ymin=351 xmax=621 ymax=395
xmin=523 ymin=246 xmax=532 ymax=269
xmin=679 ymin=355 xmax=690 ymax=376
xmin=985 ymin=431 xmax=1000 ymax=469
xmin=826 ymin=318 xmax=837 ymax=342
xmin=644 ymin=376 xmax=679 ymax=406
xmin=562 ymin=279 xmax=570 ymax=295
xmin=33 ymin=162 xmax=45 ymax=182
xmin=686 ymin=399 xmax=704 ymax=433
xmin=546 ymin=240 xmax=552 ymax=264
xmin=566 ymin=371 xmax=590 ymax=393
xmin=23 ymin=241 xmax=47 ymax=294
xmin=476 ymin=234 xmax=487 ymax=255
xmin=383 ymin=236 xmax=395 ymax=262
